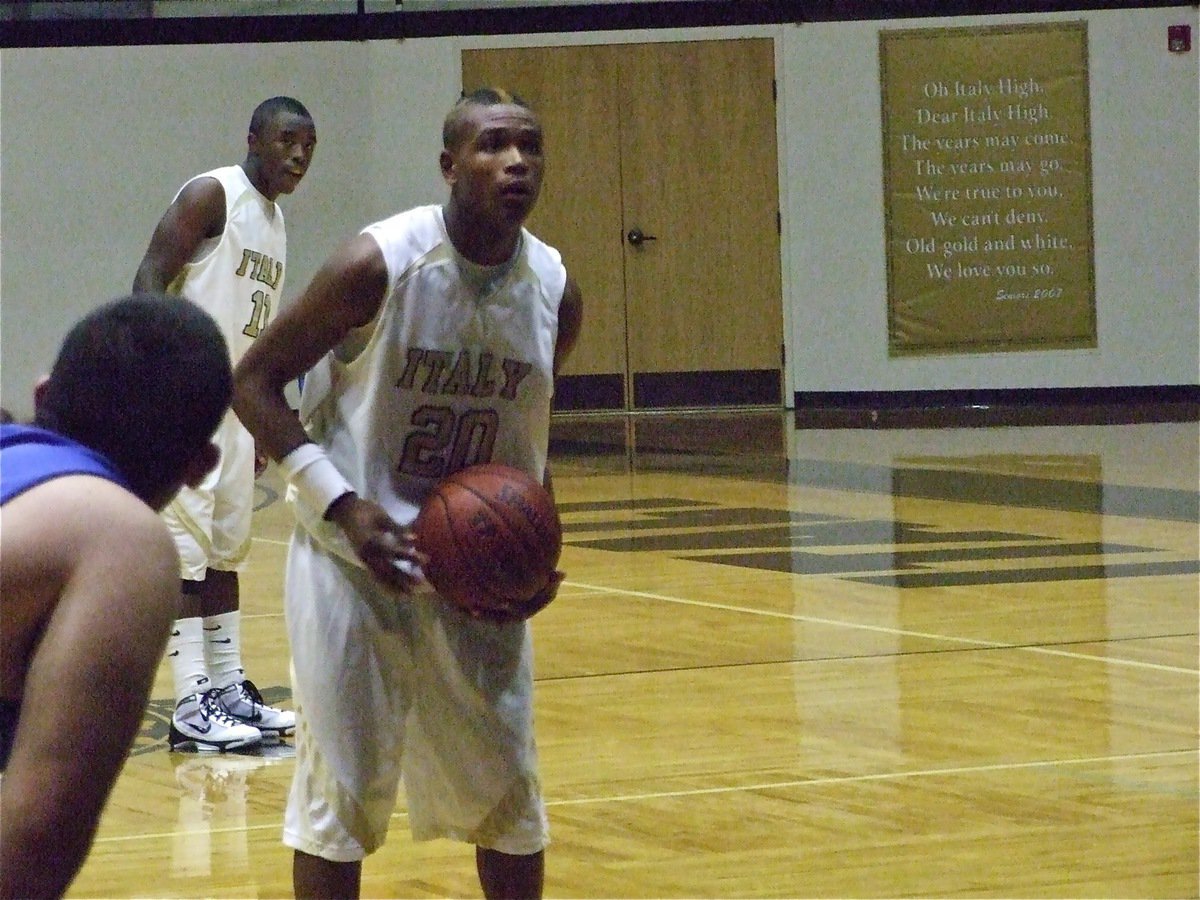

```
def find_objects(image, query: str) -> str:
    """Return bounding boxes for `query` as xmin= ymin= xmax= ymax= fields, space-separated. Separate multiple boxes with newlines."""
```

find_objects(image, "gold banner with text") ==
xmin=881 ymin=22 xmax=1096 ymax=355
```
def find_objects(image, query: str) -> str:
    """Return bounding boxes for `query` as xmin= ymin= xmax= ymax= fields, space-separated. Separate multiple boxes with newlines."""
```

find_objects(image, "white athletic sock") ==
xmin=167 ymin=616 xmax=210 ymax=705
xmin=203 ymin=611 xmax=246 ymax=690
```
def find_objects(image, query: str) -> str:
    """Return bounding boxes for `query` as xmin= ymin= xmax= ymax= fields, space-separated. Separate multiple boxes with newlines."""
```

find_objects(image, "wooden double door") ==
xmin=463 ymin=38 xmax=783 ymax=412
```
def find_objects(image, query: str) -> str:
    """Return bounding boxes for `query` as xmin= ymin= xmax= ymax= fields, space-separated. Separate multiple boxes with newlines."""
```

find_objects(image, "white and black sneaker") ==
xmin=168 ymin=691 xmax=263 ymax=753
xmin=208 ymin=680 xmax=295 ymax=740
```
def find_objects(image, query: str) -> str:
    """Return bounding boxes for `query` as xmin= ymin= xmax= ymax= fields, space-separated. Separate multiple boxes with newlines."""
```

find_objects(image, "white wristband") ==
xmin=277 ymin=443 xmax=354 ymax=519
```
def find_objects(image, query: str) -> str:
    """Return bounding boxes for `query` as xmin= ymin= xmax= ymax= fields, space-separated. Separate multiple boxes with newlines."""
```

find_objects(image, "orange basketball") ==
xmin=414 ymin=463 xmax=562 ymax=619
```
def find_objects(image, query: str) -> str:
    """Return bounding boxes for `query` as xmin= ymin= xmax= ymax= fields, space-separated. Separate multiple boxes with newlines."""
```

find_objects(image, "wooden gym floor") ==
xmin=68 ymin=412 xmax=1198 ymax=899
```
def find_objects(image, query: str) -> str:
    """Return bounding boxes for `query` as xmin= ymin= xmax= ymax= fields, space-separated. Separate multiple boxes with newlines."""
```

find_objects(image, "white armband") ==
xmin=276 ymin=443 xmax=354 ymax=519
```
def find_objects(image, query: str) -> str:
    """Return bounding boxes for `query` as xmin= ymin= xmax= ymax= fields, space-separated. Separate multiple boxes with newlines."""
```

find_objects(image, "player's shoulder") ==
xmin=520 ymin=227 xmax=564 ymax=272
xmin=2 ymin=477 xmax=177 ymax=611
xmin=518 ymin=228 xmax=567 ymax=302
xmin=177 ymin=167 xmax=235 ymax=200
xmin=361 ymin=205 xmax=446 ymax=274
xmin=15 ymin=476 xmax=173 ymax=559
xmin=186 ymin=165 xmax=241 ymax=189
xmin=362 ymin=205 xmax=442 ymax=243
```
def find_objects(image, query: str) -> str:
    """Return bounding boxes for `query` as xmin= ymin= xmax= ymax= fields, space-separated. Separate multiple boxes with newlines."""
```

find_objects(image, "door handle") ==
xmin=626 ymin=228 xmax=658 ymax=248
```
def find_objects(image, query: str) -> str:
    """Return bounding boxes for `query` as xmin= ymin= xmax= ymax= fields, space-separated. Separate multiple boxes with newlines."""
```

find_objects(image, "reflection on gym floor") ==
xmin=70 ymin=412 xmax=1198 ymax=899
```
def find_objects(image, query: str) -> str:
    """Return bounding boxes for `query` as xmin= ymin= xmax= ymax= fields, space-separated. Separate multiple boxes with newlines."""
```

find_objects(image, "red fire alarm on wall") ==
xmin=1168 ymin=24 xmax=1191 ymax=53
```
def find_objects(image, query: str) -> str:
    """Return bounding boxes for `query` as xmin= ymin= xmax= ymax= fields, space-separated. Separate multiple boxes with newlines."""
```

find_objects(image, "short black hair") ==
xmin=34 ymin=294 xmax=232 ymax=506
xmin=443 ymin=87 xmax=532 ymax=149
xmin=249 ymin=96 xmax=312 ymax=135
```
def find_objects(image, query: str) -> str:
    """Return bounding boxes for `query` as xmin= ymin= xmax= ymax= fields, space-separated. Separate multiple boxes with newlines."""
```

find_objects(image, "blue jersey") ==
xmin=0 ymin=425 xmax=128 ymax=768
xmin=0 ymin=424 xmax=128 ymax=505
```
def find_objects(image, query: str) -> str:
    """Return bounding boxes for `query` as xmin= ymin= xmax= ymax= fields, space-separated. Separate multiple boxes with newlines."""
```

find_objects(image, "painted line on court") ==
xmin=237 ymin=553 xmax=1197 ymax=675
xmin=540 ymin=748 xmax=1199 ymax=808
xmin=90 ymin=748 xmax=1196 ymax=845
xmin=563 ymin=580 xmax=1199 ymax=675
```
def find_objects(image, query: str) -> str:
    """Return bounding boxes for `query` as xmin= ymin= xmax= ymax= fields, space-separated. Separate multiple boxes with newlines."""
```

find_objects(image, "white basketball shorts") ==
xmin=160 ymin=412 xmax=255 ymax=580
xmin=281 ymin=527 xmax=548 ymax=861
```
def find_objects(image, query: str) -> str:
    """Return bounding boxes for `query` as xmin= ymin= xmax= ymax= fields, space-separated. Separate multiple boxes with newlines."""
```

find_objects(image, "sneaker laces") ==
xmin=239 ymin=679 xmax=266 ymax=706
xmin=201 ymin=687 xmax=251 ymax=728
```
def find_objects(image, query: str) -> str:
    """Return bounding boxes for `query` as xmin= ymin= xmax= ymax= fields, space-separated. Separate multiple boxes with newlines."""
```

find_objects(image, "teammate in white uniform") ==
xmin=133 ymin=97 xmax=317 ymax=752
xmin=234 ymin=89 xmax=582 ymax=899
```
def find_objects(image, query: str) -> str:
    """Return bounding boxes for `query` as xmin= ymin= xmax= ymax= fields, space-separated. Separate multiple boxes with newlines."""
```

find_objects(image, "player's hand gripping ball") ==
xmin=414 ymin=464 xmax=563 ymax=620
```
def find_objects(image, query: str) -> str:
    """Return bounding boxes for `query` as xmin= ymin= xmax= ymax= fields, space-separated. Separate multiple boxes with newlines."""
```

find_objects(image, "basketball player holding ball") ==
xmin=233 ymin=89 xmax=581 ymax=899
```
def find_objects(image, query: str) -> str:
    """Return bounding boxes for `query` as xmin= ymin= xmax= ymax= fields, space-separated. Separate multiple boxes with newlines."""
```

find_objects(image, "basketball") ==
xmin=415 ymin=463 xmax=562 ymax=619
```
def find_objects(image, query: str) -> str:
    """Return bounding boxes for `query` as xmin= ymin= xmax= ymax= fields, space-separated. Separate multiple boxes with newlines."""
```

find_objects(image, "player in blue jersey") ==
xmin=0 ymin=294 xmax=232 ymax=899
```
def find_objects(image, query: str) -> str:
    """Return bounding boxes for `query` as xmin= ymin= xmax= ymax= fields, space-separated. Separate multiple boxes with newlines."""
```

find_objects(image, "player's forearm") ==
xmin=232 ymin=357 xmax=309 ymax=461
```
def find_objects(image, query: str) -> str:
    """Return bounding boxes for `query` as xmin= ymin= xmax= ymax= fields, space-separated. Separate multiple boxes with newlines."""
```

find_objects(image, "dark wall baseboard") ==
xmin=554 ymin=369 xmax=784 ymax=412
xmin=555 ymin=374 xmax=626 ymax=412
xmin=635 ymin=369 xmax=782 ymax=409
xmin=793 ymin=385 xmax=1200 ymax=429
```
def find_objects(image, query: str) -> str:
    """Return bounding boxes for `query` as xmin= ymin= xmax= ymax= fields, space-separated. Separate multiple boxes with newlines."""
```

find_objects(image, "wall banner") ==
xmin=880 ymin=22 xmax=1096 ymax=356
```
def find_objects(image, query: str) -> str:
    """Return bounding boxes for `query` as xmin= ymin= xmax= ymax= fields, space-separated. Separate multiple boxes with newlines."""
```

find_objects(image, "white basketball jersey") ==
xmin=295 ymin=205 xmax=567 ymax=562
xmin=167 ymin=165 xmax=286 ymax=364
